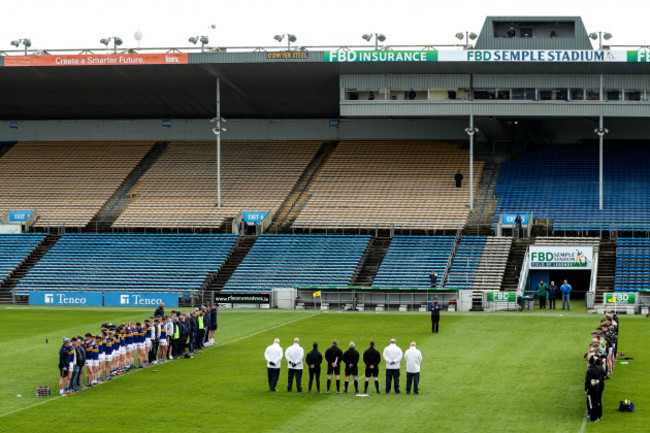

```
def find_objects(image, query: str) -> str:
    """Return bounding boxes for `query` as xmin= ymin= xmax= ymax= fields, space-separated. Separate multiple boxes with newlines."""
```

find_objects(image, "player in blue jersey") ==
xmin=158 ymin=319 xmax=168 ymax=362
xmin=58 ymin=338 xmax=72 ymax=396
xmin=65 ymin=338 xmax=76 ymax=394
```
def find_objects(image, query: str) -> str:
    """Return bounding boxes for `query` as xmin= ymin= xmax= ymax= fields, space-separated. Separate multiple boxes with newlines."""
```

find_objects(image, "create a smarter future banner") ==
xmin=3 ymin=53 xmax=188 ymax=67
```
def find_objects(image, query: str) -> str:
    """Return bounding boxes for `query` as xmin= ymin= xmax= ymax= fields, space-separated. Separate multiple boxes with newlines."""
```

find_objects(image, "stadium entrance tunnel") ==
xmin=529 ymin=269 xmax=591 ymax=296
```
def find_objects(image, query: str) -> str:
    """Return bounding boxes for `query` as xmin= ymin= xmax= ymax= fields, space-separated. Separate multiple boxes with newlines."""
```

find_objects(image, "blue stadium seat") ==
xmin=13 ymin=234 xmax=237 ymax=295
xmin=446 ymin=236 xmax=487 ymax=289
xmin=222 ymin=234 xmax=370 ymax=293
xmin=0 ymin=233 xmax=46 ymax=284
xmin=373 ymin=236 xmax=455 ymax=288
xmin=493 ymin=143 xmax=650 ymax=231
xmin=614 ymin=238 xmax=650 ymax=293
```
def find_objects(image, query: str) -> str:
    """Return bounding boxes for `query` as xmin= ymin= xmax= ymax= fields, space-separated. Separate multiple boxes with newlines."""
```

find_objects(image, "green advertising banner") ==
xmin=604 ymin=293 xmax=636 ymax=305
xmin=324 ymin=50 xmax=437 ymax=62
xmin=487 ymin=291 xmax=517 ymax=302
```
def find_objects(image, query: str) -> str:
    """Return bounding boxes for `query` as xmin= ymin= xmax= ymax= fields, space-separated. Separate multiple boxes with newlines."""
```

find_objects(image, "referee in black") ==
xmin=305 ymin=342 xmax=323 ymax=393
xmin=325 ymin=340 xmax=343 ymax=394
xmin=342 ymin=342 xmax=360 ymax=393
xmin=363 ymin=341 xmax=381 ymax=394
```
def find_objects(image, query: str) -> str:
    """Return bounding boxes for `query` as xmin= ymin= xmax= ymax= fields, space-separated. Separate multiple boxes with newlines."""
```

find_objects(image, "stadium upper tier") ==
xmin=0 ymin=142 xmax=153 ymax=227
xmin=0 ymin=233 xmax=46 ymax=284
xmin=223 ymin=234 xmax=370 ymax=292
xmin=614 ymin=238 xmax=650 ymax=293
xmin=12 ymin=234 xmax=237 ymax=294
xmin=114 ymin=141 xmax=321 ymax=228
xmin=373 ymin=236 xmax=455 ymax=288
xmin=494 ymin=143 xmax=650 ymax=231
xmin=293 ymin=141 xmax=482 ymax=229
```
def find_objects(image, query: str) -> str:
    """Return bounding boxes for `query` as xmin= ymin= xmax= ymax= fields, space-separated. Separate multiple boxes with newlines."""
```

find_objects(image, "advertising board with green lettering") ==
xmin=604 ymin=293 xmax=636 ymax=305
xmin=487 ymin=291 xmax=517 ymax=302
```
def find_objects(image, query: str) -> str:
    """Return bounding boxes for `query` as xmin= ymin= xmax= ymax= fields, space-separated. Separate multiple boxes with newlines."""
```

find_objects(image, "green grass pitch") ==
xmin=0 ymin=304 xmax=647 ymax=432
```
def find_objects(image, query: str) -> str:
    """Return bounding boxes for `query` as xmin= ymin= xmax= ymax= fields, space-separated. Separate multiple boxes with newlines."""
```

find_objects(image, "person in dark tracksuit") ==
xmin=305 ymin=342 xmax=323 ymax=393
xmin=363 ymin=341 xmax=381 ymax=394
xmin=585 ymin=357 xmax=603 ymax=422
xmin=430 ymin=298 xmax=441 ymax=333
xmin=325 ymin=340 xmax=343 ymax=393
xmin=454 ymin=170 xmax=463 ymax=188
xmin=548 ymin=281 xmax=558 ymax=310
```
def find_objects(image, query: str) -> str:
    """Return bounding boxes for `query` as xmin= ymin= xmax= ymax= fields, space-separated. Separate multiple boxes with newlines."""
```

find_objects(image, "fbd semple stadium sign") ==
xmin=325 ymin=49 xmax=650 ymax=63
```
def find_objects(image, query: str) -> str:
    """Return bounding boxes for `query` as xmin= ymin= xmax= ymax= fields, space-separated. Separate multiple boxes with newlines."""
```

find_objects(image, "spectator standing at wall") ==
xmin=548 ymin=281 xmax=558 ymax=310
xmin=514 ymin=214 xmax=523 ymax=238
xmin=507 ymin=27 xmax=517 ymax=38
xmin=429 ymin=271 xmax=438 ymax=288
xmin=561 ymin=280 xmax=573 ymax=310
xmin=537 ymin=279 xmax=548 ymax=309
xmin=454 ymin=170 xmax=464 ymax=188
xmin=305 ymin=342 xmax=323 ymax=393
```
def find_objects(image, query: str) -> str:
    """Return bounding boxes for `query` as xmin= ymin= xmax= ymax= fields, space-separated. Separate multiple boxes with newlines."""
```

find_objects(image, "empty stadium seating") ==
xmin=471 ymin=237 xmax=512 ymax=291
xmin=293 ymin=141 xmax=483 ymax=229
xmin=373 ymin=236 xmax=456 ymax=288
xmin=495 ymin=143 xmax=650 ymax=231
xmin=114 ymin=141 xmax=321 ymax=228
xmin=614 ymin=238 xmax=650 ymax=292
xmin=13 ymin=234 xmax=237 ymax=294
xmin=223 ymin=234 xmax=370 ymax=292
xmin=0 ymin=142 xmax=154 ymax=227
xmin=0 ymin=233 xmax=46 ymax=284
xmin=446 ymin=236 xmax=486 ymax=289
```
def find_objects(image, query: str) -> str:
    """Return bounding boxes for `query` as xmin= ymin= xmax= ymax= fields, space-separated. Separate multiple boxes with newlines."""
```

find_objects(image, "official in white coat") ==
xmin=285 ymin=337 xmax=304 ymax=392
xmin=383 ymin=338 xmax=403 ymax=394
xmin=404 ymin=342 xmax=423 ymax=394
xmin=264 ymin=338 xmax=283 ymax=391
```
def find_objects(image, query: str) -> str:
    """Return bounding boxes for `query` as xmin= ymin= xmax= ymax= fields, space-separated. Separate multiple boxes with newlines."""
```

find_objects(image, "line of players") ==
xmin=264 ymin=338 xmax=423 ymax=395
xmin=583 ymin=311 xmax=619 ymax=423
xmin=57 ymin=308 xmax=218 ymax=396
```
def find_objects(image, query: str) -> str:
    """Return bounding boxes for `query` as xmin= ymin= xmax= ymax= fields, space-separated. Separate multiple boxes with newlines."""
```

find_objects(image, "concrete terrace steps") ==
xmin=203 ymin=235 xmax=258 ymax=293
xmin=350 ymin=236 xmax=393 ymax=287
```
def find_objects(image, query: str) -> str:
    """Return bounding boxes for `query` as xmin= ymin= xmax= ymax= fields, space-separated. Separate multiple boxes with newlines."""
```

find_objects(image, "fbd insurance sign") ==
xmin=529 ymin=246 xmax=593 ymax=269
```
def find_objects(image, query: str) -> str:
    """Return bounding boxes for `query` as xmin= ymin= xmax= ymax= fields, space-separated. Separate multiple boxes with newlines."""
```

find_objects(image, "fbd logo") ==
xmin=120 ymin=295 xmax=130 ymax=305
xmin=44 ymin=294 xmax=54 ymax=304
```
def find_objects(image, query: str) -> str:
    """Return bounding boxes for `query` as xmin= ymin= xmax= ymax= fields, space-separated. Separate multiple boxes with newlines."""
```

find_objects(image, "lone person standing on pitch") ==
xmin=305 ymin=342 xmax=323 ymax=393
xmin=537 ymin=279 xmax=548 ymax=309
xmin=363 ymin=341 xmax=381 ymax=394
xmin=285 ymin=337 xmax=304 ymax=392
xmin=264 ymin=338 xmax=283 ymax=392
xmin=342 ymin=342 xmax=360 ymax=394
xmin=383 ymin=338 xmax=403 ymax=394
xmin=404 ymin=342 xmax=423 ymax=395
xmin=561 ymin=279 xmax=572 ymax=310
xmin=430 ymin=297 xmax=441 ymax=333
xmin=325 ymin=340 xmax=343 ymax=393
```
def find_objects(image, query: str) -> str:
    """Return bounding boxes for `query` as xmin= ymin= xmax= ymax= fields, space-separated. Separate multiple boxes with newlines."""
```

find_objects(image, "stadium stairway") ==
xmin=350 ymin=236 xmax=392 ymax=287
xmin=467 ymin=160 xmax=501 ymax=233
xmin=0 ymin=142 xmax=16 ymax=159
xmin=0 ymin=234 xmax=61 ymax=303
xmin=501 ymin=237 xmax=534 ymax=292
xmin=203 ymin=235 xmax=258 ymax=294
xmin=269 ymin=141 xmax=337 ymax=232
xmin=596 ymin=239 xmax=618 ymax=302
xmin=85 ymin=142 xmax=168 ymax=231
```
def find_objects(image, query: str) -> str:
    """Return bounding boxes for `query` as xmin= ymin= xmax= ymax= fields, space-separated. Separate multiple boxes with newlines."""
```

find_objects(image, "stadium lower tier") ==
xmin=0 ymin=233 xmax=46 ymax=284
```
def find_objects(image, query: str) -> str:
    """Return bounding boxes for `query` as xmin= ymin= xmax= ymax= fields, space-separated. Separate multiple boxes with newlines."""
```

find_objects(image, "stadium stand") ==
xmin=223 ymin=234 xmax=370 ymax=292
xmin=0 ymin=142 xmax=154 ymax=227
xmin=12 ymin=234 xmax=237 ymax=294
xmin=373 ymin=236 xmax=456 ymax=288
xmin=614 ymin=238 xmax=650 ymax=292
xmin=113 ymin=141 xmax=321 ymax=228
xmin=0 ymin=233 xmax=46 ymax=284
xmin=292 ymin=141 xmax=483 ymax=229
xmin=494 ymin=143 xmax=650 ymax=231
xmin=471 ymin=237 xmax=512 ymax=291
xmin=446 ymin=236 xmax=486 ymax=290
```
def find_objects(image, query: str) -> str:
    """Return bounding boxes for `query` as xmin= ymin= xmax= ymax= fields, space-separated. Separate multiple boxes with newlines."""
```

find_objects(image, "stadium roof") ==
xmin=2 ymin=51 xmax=650 ymax=120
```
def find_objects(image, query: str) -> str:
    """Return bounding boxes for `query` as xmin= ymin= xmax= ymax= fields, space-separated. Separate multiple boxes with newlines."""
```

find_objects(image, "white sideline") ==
xmin=0 ymin=312 xmax=319 ymax=419
xmin=578 ymin=417 xmax=587 ymax=433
